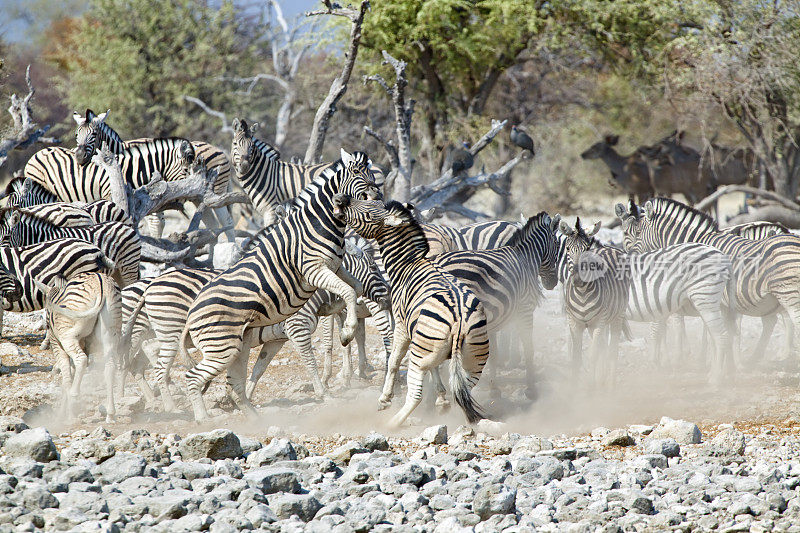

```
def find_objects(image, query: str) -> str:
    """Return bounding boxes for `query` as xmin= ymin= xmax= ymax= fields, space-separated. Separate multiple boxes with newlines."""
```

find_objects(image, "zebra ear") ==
xmin=559 ymin=220 xmax=573 ymax=235
xmin=344 ymin=238 xmax=362 ymax=257
xmin=588 ymin=221 xmax=601 ymax=236
xmin=180 ymin=140 xmax=195 ymax=163
xmin=614 ymin=203 xmax=627 ymax=220
xmin=93 ymin=110 xmax=109 ymax=125
xmin=73 ymin=112 xmax=86 ymax=126
xmin=551 ymin=214 xmax=561 ymax=231
xmin=644 ymin=201 xmax=655 ymax=220
xmin=249 ymin=122 xmax=259 ymax=134
xmin=340 ymin=149 xmax=353 ymax=166
xmin=232 ymin=118 xmax=243 ymax=132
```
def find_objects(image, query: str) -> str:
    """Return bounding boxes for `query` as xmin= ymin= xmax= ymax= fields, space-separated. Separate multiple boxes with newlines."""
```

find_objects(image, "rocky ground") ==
xmin=1 ymin=217 xmax=800 ymax=530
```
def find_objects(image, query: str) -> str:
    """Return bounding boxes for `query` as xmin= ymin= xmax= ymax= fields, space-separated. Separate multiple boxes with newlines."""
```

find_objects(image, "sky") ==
xmin=0 ymin=0 xmax=320 ymax=44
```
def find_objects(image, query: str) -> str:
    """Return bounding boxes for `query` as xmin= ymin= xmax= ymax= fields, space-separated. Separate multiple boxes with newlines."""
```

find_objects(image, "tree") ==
xmin=48 ymin=0 xmax=258 ymax=140
xmin=667 ymin=0 xmax=800 ymax=200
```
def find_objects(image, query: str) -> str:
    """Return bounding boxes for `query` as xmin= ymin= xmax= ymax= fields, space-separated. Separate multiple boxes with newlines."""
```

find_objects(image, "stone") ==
xmin=327 ymin=441 xmax=368 ymax=464
xmin=602 ymin=429 xmax=635 ymax=447
xmin=245 ymin=502 xmax=277 ymax=527
xmin=648 ymin=417 xmax=701 ymax=444
xmin=238 ymin=436 xmax=263 ymax=455
xmin=711 ymin=428 xmax=746 ymax=455
xmin=97 ymin=452 xmax=146 ymax=483
xmin=626 ymin=493 xmax=655 ymax=515
xmin=379 ymin=462 xmax=434 ymax=487
xmin=472 ymin=484 xmax=516 ymax=520
xmin=213 ymin=242 xmax=244 ymax=270
xmin=243 ymin=467 xmax=301 ymax=494
xmin=644 ymin=438 xmax=681 ymax=458
xmin=171 ymin=513 xmax=214 ymax=531
xmin=59 ymin=491 xmax=108 ymax=514
xmin=246 ymin=438 xmax=296 ymax=467
xmin=178 ymin=429 xmax=242 ymax=461
xmin=111 ymin=429 xmax=150 ymax=450
xmin=362 ymin=433 xmax=390 ymax=452
xmin=449 ymin=426 xmax=475 ymax=446
xmin=2 ymin=428 xmax=57 ymax=462
xmin=60 ymin=439 xmax=115 ymax=463
xmin=22 ymin=486 xmax=59 ymax=509
xmin=0 ymin=417 xmax=28 ymax=434
xmin=417 ymin=425 xmax=448 ymax=445
xmin=167 ymin=461 xmax=215 ymax=481
xmin=269 ymin=493 xmax=322 ymax=521
xmin=511 ymin=436 xmax=554 ymax=455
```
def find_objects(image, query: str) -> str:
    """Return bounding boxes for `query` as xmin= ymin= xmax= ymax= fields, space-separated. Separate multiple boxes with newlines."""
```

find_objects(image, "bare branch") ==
xmin=183 ymin=96 xmax=233 ymax=135
xmin=90 ymin=143 xmax=130 ymax=216
xmin=364 ymin=126 xmax=398 ymax=167
xmin=694 ymin=184 xmax=800 ymax=212
xmin=304 ymin=0 xmax=370 ymax=163
xmin=0 ymin=65 xmax=59 ymax=167
xmin=219 ymin=73 xmax=290 ymax=95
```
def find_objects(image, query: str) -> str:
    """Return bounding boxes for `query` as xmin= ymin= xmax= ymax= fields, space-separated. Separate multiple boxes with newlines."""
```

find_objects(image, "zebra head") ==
xmin=344 ymin=236 xmax=391 ymax=310
xmin=339 ymin=149 xmax=382 ymax=201
xmin=559 ymin=217 xmax=602 ymax=283
xmin=73 ymin=109 xmax=109 ymax=166
xmin=511 ymin=212 xmax=562 ymax=290
xmin=231 ymin=118 xmax=261 ymax=175
xmin=615 ymin=198 xmax=666 ymax=253
xmin=0 ymin=208 xmax=22 ymax=245
xmin=0 ymin=264 xmax=22 ymax=303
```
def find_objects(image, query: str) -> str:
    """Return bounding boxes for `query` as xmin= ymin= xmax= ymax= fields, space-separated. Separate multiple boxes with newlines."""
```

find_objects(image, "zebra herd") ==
xmin=0 ymin=107 xmax=795 ymax=428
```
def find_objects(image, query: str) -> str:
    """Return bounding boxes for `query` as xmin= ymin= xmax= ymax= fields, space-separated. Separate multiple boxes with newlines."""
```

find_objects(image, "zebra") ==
xmin=418 ymin=218 xmax=521 ymax=258
xmin=2 ymin=177 xmax=57 ymax=208
xmin=34 ymin=272 xmax=122 ymax=422
xmin=70 ymin=108 xmax=234 ymax=238
xmin=230 ymin=118 xmax=383 ymax=226
xmin=424 ymin=212 xmax=562 ymax=400
xmin=722 ymin=221 xmax=790 ymax=240
xmin=617 ymin=197 xmax=800 ymax=367
xmin=2 ymin=208 xmax=140 ymax=288
xmin=332 ymin=196 xmax=490 ymax=427
xmin=168 ymin=151 xmax=379 ymax=421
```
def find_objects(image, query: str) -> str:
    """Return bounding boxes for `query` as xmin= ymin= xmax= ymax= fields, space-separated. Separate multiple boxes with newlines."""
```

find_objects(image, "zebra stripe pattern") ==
xmin=721 ymin=221 xmax=790 ymax=240
xmin=73 ymin=109 xmax=125 ymax=166
xmin=231 ymin=118 xmax=382 ymax=225
xmin=420 ymin=218 xmax=521 ymax=258
xmin=4 ymin=210 xmax=140 ymax=288
xmin=333 ymin=196 xmax=490 ymax=427
xmin=178 ymin=152 xmax=379 ymax=421
xmin=40 ymin=271 xmax=122 ymax=422
xmin=617 ymin=197 xmax=800 ymax=366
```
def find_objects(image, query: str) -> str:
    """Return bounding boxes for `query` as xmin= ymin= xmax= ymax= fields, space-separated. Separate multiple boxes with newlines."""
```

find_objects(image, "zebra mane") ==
xmin=648 ymin=197 xmax=718 ymax=232
xmin=85 ymin=108 xmax=125 ymax=144
xmin=2 ymin=177 xmax=25 ymax=199
xmin=0 ymin=205 xmax=70 ymax=229
xmin=385 ymin=201 xmax=430 ymax=256
xmin=252 ymin=138 xmax=281 ymax=160
xmin=507 ymin=211 xmax=550 ymax=248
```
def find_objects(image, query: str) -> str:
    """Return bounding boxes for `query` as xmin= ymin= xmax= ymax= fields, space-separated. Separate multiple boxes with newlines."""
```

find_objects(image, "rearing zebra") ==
xmin=332 ymin=196 xmax=490 ymax=428
xmin=230 ymin=118 xmax=382 ymax=225
xmin=177 ymin=151 xmax=380 ymax=421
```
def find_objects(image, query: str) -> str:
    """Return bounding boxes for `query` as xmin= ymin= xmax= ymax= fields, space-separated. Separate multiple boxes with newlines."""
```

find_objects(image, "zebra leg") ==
xmin=335 ymin=266 xmax=364 ymax=298
xmin=747 ymin=313 xmax=778 ymax=364
xmin=185 ymin=337 xmax=246 ymax=422
xmin=379 ymin=324 xmax=410 ymax=410
xmin=225 ymin=348 xmax=258 ymax=419
xmin=364 ymin=301 xmax=394 ymax=373
xmin=588 ymin=326 xmax=608 ymax=387
xmin=306 ymin=267 xmax=358 ymax=346
xmin=487 ymin=333 xmax=500 ymax=400
xmin=152 ymin=345 xmax=180 ymax=413
xmin=780 ymin=312 xmax=795 ymax=360
xmin=650 ymin=320 xmax=666 ymax=367
xmin=283 ymin=311 xmax=327 ymax=396
xmin=143 ymin=213 xmax=165 ymax=239
xmin=336 ymin=314 xmax=352 ymax=388
xmin=388 ymin=352 xmax=426 ymax=428
xmin=606 ymin=321 xmax=622 ymax=389
xmin=431 ymin=367 xmax=450 ymax=412
xmin=52 ymin=342 xmax=73 ymax=420
xmin=211 ymin=205 xmax=236 ymax=243
xmin=775 ymin=295 xmax=800 ymax=366
xmin=355 ymin=318 xmax=370 ymax=379
xmin=320 ymin=315 xmax=335 ymax=387
xmin=246 ymin=340 xmax=285 ymax=400
xmin=568 ymin=318 xmax=584 ymax=377
xmin=60 ymin=336 xmax=89 ymax=421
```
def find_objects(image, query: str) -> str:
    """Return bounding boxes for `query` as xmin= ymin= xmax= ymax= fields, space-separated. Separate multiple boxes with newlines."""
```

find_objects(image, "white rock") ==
xmin=417 ymin=425 xmax=447 ymax=445
xmin=213 ymin=242 xmax=244 ymax=270
xmin=648 ymin=417 xmax=702 ymax=444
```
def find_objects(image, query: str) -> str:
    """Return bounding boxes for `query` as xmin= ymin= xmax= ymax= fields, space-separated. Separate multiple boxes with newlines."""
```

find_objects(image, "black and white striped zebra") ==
xmin=721 ymin=221 xmax=790 ymax=240
xmin=617 ymin=197 xmax=800 ymax=364
xmin=419 ymin=218 xmax=521 ymax=258
xmin=72 ymin=109 xmax=124 ymax=166
xmin=176 ymin=152 xmax=380 ymax=420
xmin=2 ymin=177 xmax=57 ymax=208
xmin=0 ymin=238 xmax=115 ymax=336
xmin=3 ymin=208 xmax=140 ymax=288
xmin=332 ymin=196 xmax=490 ymax=427
xmin=35 ymin=271 xmax=122 ymax=422
xmin=230 ymin=118 xmax=382 ymax=225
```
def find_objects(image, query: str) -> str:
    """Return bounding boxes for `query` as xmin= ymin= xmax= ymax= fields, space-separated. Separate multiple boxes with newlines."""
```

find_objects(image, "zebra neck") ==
xmin=376 ymin=228 xmax=428 ymax=284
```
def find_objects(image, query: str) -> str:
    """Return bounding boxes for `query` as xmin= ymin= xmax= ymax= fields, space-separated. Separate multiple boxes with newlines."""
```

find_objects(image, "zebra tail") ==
xmin=96 ymin=253 xmax=117 ymax=274
xmin=50 ymin=294 xmax=103 ymax=320
xmin=449 ymin=331 xmax=486 ymax=424
xmin=176 ymin=324 xmax=198 ymax=370
xmin=121 ymin=291 xmax=146 ymax=349
xmin=621 ymin=319 xmax=633 ymax=343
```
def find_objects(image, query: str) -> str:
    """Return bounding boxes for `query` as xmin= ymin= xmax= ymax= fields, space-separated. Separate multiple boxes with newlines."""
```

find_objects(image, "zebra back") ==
xmin=422 ymin=219 xmax=521 ymax=258
xmin=0 ymin=238 xmax=114 ymax=313
xmin=722 ymin=221 xmax=790 ymax=240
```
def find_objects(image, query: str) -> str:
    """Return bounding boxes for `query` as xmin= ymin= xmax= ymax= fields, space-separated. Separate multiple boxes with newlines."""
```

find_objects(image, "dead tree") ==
xmin=304 ymin=0 xmax=370 ymax=163
xmin=91 ymin=145 xmax=249 ymax=265
xmin=364 ymin=50 xmax=414 ymax=202
xmin=0 ymin=66 xmax=59 ymax=168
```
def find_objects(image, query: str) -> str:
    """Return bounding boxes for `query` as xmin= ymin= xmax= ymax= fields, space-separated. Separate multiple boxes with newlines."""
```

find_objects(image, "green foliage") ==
xmin=51 ymin=0 xmax=257 ymax=138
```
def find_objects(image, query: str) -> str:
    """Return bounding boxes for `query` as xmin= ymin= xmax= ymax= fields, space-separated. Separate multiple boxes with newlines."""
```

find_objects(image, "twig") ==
xmin=694 ymin=184 xmax=800 ymax=212
xmin=183 ymin=96 xmax=233 ymax=136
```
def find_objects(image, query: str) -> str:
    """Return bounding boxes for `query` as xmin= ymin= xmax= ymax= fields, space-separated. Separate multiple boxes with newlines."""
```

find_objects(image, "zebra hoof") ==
xmin=377 ymin=399 xmax=391 ymax=411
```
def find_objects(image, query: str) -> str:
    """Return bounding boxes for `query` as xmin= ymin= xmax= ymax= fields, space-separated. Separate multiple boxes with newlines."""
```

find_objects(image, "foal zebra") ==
xmin=178 ymin=153 xmax=380 ymax=421
xmin=333 ymin=196 xmax=490 ymax=427
xmin=2 ymin=209 xmax=141 ymax=288
xmin=619 ymin=198 xmax=800 ymax=364
xmin=230 ymin=118 xmax=382 ymax=225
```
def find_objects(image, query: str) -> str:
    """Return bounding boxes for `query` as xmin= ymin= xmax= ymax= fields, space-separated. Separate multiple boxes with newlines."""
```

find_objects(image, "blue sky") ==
xmin=0 ymin=0 xmax=320 ymax=43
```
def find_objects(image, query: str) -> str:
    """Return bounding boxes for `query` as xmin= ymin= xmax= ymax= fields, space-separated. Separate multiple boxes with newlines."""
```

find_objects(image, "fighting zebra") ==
xmin=230 ymin=118 xmax=383 ymax=225
xmin=0 ymin=239 xmax=115 ymax=338
xmin=170 ymin=151 xmax=379 ymax=421
xmin=34 ymin=272 xmax=122 ymax=422
xmin=2 ymin=208 xmax=140 ymax=288
xmin=617 ymin=197 xmax=800 ymax=366
xmin=332 ymin=196 xmax=490 ymax=427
